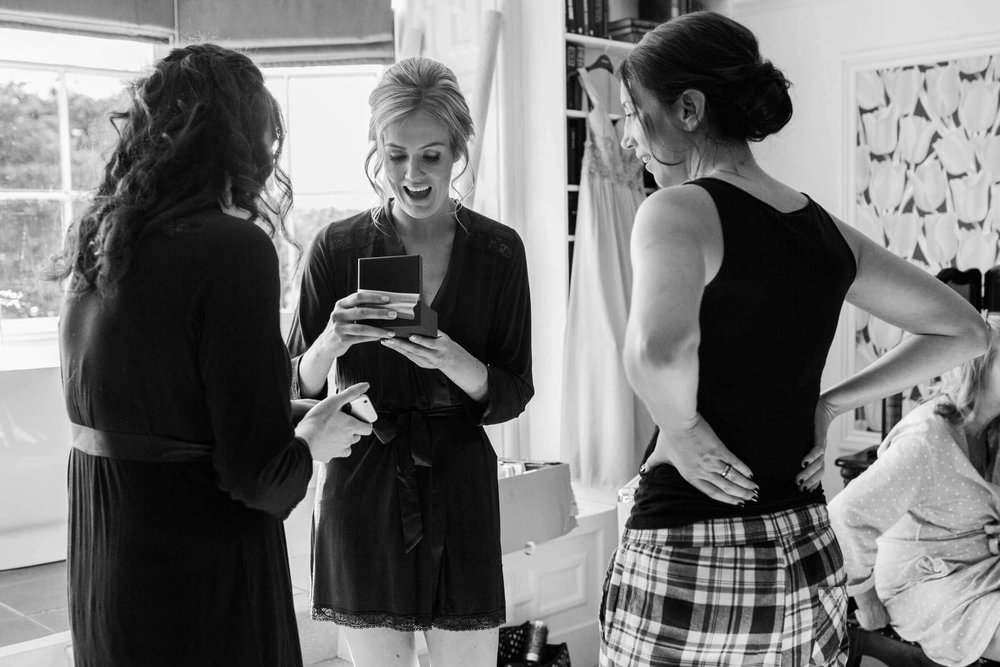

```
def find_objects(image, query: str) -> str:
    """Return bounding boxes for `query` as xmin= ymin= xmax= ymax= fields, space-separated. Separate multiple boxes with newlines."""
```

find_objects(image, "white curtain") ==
xmin=561 ymin=69 xmax=654 ymax=492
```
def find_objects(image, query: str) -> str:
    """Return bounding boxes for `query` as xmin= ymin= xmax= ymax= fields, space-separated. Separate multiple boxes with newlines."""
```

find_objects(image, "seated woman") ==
xmin=829 ymin=316 xmax=1000 ymax=667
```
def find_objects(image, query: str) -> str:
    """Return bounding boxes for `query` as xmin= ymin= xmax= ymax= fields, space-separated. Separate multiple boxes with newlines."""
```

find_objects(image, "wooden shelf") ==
xmin=564 ymin=33 xmax=637 ymax=52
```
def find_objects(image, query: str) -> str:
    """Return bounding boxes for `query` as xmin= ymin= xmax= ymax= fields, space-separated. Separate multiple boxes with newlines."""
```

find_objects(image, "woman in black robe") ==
xmin=286 ymin=57 xmax=533 ymax=666
xmin=50 ymin=43 xmax=372 ymax=667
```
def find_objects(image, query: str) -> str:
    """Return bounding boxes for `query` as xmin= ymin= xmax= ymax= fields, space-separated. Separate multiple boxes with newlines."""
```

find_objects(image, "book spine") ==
xmin=593 ymin=0 xmax=606 ymax=37
xmin=586 ymin=0 xmax=596 ymax=36
xmin=566 ymin=44 xmax=578 ymax=110
xmin=565 ymin=0 xmax=575 ymax=33
xmin=581 ymin=0 xmax=591 ymax=36
xmin=573 ymin=0 xmax=585 ymax=33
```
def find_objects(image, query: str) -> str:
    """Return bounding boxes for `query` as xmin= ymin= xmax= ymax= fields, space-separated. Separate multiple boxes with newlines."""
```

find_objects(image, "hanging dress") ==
xmin=561 ymin=68 xmax=655 ymax=491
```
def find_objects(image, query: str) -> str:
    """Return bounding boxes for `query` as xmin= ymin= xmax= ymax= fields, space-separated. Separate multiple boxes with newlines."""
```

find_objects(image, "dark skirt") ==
xmin=600 ymin=503 xmax=848 ymax=666
xmin=68 ymin=449 xmax=303 ymax=667
xmin=310 ymin=413 xmax=505 ymax=631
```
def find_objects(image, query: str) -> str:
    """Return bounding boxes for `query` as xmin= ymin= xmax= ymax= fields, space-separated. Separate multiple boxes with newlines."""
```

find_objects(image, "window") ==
xmin=0 ymin=28 xmax=155 ymax=352
xmin=0 ymin=28 xmax=382 ymax=358
xmin=264 ymin=65 xmax=382 ymax=310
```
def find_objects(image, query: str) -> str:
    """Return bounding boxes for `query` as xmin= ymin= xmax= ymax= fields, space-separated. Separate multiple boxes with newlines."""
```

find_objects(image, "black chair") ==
xmin=985 ymin=266 xmax=1000 ymax=312
xmin=936 ymin=267 xmax=983 ymax=311
xmin=844 ymin=615 xmax=1000 ymax=666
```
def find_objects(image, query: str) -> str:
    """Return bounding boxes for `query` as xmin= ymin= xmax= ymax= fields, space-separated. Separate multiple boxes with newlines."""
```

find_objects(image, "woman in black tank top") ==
xmin=599 ymin=12 xmax=989 ymax=667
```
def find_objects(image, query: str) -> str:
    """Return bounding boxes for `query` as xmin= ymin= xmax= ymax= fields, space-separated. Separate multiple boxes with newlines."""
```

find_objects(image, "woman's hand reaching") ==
xmin=295 ymin=382 xmax=374 ymax=462
xmin=642 ymin=417 xmax=758 ymax=506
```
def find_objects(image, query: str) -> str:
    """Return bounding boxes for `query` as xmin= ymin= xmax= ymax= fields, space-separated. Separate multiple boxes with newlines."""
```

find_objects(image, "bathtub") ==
xmin=0 ymin=353 xmax=71 ymax=571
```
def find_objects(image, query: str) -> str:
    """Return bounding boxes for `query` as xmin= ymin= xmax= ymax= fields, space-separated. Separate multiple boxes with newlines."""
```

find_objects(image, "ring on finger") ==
xmin=721 ymin=462 xmax=733 ymax=480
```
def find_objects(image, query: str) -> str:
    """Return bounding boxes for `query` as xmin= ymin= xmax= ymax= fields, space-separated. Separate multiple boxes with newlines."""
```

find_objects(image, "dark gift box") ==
xmin=357 ymin=255 xmax=438 ymax=337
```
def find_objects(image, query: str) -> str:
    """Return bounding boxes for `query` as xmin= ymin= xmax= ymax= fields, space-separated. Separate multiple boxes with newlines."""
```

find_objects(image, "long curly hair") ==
xmin=49 ymin=43 xmax=293 ymax=296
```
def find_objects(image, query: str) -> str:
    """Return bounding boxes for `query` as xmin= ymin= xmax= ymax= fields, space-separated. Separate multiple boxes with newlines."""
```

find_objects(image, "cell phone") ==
xmin=341 ymin=395 xmax=377 ymax=423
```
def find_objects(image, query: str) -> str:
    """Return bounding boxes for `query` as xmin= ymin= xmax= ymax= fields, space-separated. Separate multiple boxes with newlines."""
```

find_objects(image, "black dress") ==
xmin=60 ymin=210 xmax=312 ymax=666
xmin=286 ymin=206 xmax=533 ymax=631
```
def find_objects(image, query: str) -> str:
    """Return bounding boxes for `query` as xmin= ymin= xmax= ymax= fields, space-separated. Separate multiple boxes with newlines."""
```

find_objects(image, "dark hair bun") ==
xmin=620 ymin=12 xmax=794 ymax=144
xmin=718 ymin=60 xmax=793 ymax=142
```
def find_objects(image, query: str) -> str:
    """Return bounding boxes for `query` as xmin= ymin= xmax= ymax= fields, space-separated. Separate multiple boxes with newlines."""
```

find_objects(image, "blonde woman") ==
xmin=286 ymin=57 xmax=533 ymax=667
xmin=829 ymin=316 xmax=1000 ymax=667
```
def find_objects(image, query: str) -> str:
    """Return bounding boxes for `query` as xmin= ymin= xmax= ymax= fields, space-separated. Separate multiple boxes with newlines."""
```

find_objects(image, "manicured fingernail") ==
xmin=802 ymin=460 xmax=809 ymax=468
xmin=387 ymin=311 xmax=397 ymax=318
xmin=738 ymin=502 xmax=745 ymax=507
xmin=381 ymin=296 xmax=390 ymax=302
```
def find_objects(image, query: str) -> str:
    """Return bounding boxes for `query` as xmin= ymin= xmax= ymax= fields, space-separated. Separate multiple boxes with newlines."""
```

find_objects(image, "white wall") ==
xmin=733 ymin=0 xmax=1000 ymax=496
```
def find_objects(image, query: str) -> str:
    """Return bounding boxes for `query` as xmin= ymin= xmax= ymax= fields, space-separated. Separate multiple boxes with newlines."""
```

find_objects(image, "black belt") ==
xmin=372 ymin=406 xmax=466 ymax=553
xmin=71 ymin=424 xmax=213 ymax=463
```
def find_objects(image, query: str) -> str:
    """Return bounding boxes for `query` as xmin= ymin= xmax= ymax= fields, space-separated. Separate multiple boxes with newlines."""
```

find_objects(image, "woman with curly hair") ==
xmin=50 ymin=43 xmax=372 ymax=666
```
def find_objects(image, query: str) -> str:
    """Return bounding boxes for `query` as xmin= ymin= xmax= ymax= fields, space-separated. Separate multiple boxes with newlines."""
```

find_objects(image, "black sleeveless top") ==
xmin=628 ymin=177 xmax=857 ymax=529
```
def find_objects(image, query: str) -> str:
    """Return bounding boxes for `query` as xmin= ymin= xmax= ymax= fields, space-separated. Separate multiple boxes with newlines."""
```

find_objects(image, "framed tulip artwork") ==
xmin=845 ymin=37 xmax=1000 ymax=444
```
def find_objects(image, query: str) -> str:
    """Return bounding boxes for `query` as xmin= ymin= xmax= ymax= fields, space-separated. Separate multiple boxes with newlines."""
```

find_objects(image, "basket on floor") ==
xmin=497 ymin=622 xmax=571 ymax=667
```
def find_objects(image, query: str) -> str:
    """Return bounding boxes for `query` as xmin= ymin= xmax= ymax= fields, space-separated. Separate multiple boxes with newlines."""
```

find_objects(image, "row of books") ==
xmin=567 ymin=1 xmax=705 ymax=40
xmin=565 ymin=0 xmax=609 ymax=38
xmin=565 ymin=44 xmax=587 ymax=111
xmin=567 ymin=118 xmax=587 ymax=186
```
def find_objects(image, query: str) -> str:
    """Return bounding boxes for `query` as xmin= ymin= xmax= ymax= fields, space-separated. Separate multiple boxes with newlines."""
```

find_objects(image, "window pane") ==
xmin=0 ymin=68 xmax=60 ymax=190
xmin=275 ymin=195 xmax=373 ymax=310
xmin=68 ymin=74 xmax=130 ymax=191
xmin=0 ymin=200 xmax=63 ymax=319
xmin=286 ymin=73 xmax=379 ymax=194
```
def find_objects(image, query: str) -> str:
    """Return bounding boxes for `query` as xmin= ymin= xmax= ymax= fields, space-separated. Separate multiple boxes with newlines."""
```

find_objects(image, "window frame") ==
xmin=0 ymin=56 xmax=153 ymax=368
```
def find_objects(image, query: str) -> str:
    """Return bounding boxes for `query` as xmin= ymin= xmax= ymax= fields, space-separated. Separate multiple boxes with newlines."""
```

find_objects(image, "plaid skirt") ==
xmin=600 ymin=503 xmax=848 ymax=666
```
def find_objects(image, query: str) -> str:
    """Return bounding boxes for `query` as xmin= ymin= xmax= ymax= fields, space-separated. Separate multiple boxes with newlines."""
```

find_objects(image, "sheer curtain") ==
xmin=561 ymin=68 xmax=654 ymax=492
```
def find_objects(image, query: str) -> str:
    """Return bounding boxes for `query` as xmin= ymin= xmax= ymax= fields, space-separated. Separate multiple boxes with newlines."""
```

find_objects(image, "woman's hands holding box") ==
xmin=315 ymin=290 xmax=399 ymax=359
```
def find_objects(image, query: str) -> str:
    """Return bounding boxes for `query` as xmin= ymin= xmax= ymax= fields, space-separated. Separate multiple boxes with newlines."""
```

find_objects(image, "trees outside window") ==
xmin=0 ymin=29 xmax=154 ymax=341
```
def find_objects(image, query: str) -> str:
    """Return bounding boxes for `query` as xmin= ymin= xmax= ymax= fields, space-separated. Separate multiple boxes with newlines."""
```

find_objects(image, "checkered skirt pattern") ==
xmin=600 ymin=503 xmax=848 ymax=666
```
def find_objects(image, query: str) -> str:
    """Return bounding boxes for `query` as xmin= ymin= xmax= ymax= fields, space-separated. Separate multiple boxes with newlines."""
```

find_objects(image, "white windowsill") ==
xmin=0 ymin=318 xmax=60 ymax=371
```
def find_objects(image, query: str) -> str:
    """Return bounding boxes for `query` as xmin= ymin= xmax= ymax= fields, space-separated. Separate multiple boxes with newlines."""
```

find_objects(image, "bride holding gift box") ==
xmin=286 ymin=57 xmax=534 ymax=667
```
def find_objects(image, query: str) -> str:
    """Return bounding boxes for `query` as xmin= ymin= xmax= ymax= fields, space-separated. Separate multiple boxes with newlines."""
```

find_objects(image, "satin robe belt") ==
xmin=71 ymin=424 xmax=213 ymax=463
xmin=372 ymin=406 xmax=467 ymax=553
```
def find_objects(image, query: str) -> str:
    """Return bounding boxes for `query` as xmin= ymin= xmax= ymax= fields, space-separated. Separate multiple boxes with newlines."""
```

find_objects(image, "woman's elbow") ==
xmin=964 ymin=315 xmax=990 ymax=357
xmin=623 ymin=330 xmax=699 ymax=385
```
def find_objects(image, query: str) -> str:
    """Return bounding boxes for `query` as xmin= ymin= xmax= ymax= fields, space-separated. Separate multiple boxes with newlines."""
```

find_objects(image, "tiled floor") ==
xmin=0 ymin=558 xmax=351 ymax=666
xmin=0 ymin=560 xmax=68 ymax=647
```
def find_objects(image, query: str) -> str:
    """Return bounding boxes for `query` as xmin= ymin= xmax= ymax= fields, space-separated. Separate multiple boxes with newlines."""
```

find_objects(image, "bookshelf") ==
xmin=563 ymin=24 xmax=653 ymax=278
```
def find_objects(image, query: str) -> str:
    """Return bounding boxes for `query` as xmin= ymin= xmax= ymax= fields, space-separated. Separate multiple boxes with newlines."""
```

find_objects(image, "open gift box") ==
xmin=497 ymin=459 xmax=578 ymax=555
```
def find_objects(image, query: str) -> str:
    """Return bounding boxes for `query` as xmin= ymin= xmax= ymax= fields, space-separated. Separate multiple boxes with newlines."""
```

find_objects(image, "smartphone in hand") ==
xmin=341 ymin=395 xmax=377 ymax=423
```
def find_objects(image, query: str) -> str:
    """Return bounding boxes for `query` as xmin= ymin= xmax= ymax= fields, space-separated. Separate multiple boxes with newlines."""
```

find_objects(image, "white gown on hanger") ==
xmin=561 ymin=68 xmax=655 ymax=491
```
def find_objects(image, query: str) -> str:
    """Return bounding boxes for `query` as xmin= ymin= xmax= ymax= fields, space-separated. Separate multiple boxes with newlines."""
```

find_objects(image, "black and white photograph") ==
xmin=0 ymin=1 xmax=999 ymax=665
